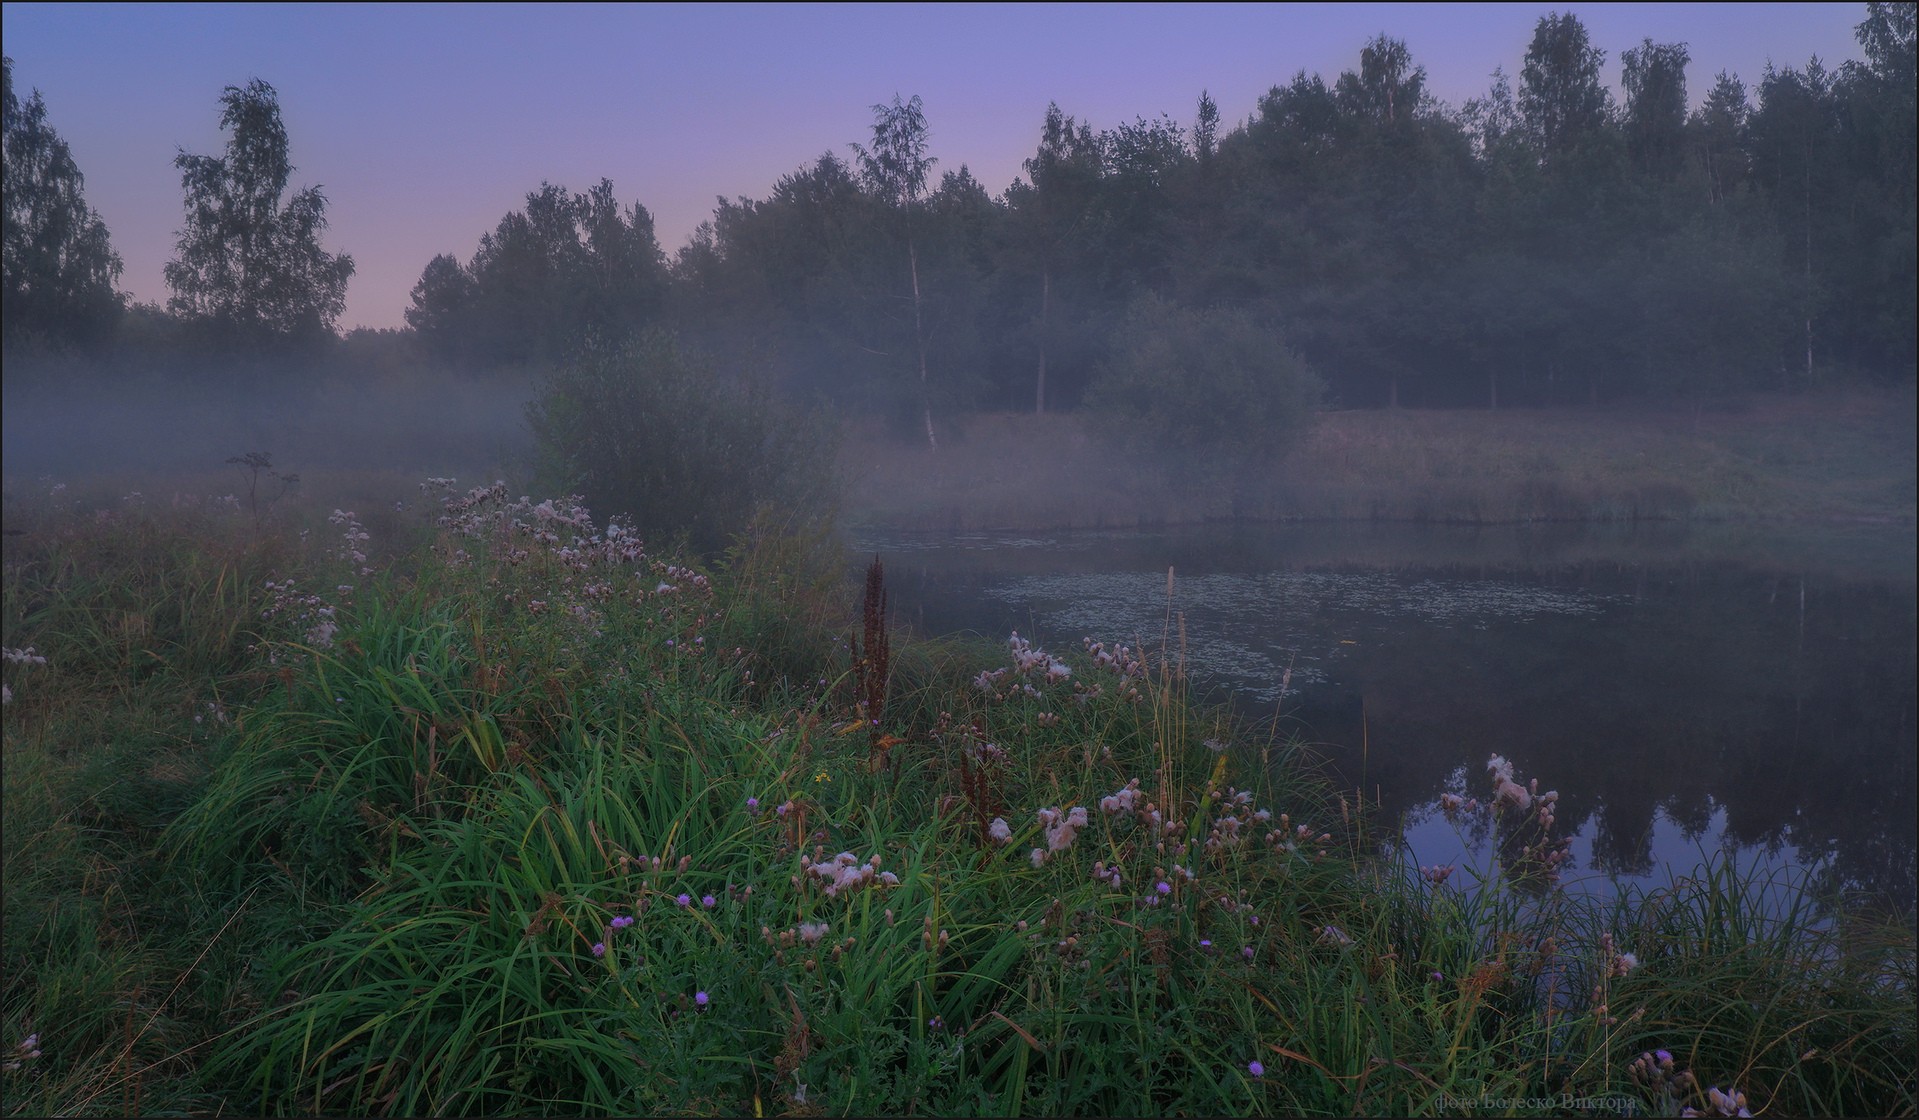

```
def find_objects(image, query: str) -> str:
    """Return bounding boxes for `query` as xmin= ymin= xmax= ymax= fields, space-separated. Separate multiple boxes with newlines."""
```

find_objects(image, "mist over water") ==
xmin=860 ymin=521 xmax=1919 ymax=915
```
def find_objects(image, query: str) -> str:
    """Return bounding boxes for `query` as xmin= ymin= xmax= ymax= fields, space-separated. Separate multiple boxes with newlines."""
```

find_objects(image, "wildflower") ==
xmin=798 ymin=921 xmax=829 ymax=945
xmin=1242 ymin=946 xmax=1256 ymax=961
xmin=987 ymin=818 xmax=1013 ymax=845
xmin=1100 ymin=780 xmax=1142 ymax=815
xmin=1613 ymin=951 xmax=1639 ymax=976
xmin=1318 ymin=925 xmax=1352 ymax=947
xmin=1030 ymin=848 xmax=1047 ymax=869
xmin=2 ymin=1032 xmax=42 ymax=1072
xmin=694 ymin=990 xmax=710 ymax=1007
xmin=702 ymin=894 xmax=716 ymax=908
xmin=591 ymin=942 xmax=606 ymax=958
xmin=1248 ymin=1060 xmax=1264 ymax=1079
xmin=677 ymin=893 xmax=692 ymax=907
xmin=610 ymin=915 xmax=635 ymax=930
xmin=928 ymin=1015 xmax=944 ymax=1030
xmin=1156 ymin=880 xmax=1172 ymax=895
xmin=1042 ymin=805 xmax=1088 ymax=853
xmin=1656 ymin=1049 xmax=1673 ymax=1066
xmin=746 ymin=796 xmax=760 ymax=812
xmin=1430 ymin=970 xmax=1444 ymax=982
xmin=1684 ymin=1087 xmax=1752 ymax=1117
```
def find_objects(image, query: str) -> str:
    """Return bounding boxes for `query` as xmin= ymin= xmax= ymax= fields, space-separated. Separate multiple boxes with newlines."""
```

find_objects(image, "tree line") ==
xmin=6 ymin=6 xmax=1915 ymax=423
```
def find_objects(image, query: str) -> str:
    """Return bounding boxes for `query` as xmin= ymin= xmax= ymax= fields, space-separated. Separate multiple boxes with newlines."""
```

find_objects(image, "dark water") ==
xmin=855 ymin=521 xmax=1918 ymax=915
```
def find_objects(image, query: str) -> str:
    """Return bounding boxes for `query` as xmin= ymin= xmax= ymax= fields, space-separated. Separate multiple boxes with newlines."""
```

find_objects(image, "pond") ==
xmin=853 ymin=520 xmax=1918 ymax=916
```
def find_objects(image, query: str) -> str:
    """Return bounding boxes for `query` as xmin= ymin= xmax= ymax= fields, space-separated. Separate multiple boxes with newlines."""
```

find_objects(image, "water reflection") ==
xmin=857 ymin=522 xmax=1917 ymax=916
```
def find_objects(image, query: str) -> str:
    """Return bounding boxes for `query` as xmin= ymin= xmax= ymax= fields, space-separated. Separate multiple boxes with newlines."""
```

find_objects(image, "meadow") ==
xmin=844 ymin=386 xmax=1919 ymax=532
xmin=2 ymin=467 xmax=1913 ymax=1116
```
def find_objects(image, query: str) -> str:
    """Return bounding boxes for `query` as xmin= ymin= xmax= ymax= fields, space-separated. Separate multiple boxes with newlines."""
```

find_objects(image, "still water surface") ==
xmin=854 ymin=521 xmax=1917 ymax=915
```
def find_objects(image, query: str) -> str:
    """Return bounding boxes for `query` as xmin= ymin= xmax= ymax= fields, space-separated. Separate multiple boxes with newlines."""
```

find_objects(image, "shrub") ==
xmin=1086 ymin=296 xmax=1323 ymax=505
xmin=526 ymin=331 xmax=838 ymax=556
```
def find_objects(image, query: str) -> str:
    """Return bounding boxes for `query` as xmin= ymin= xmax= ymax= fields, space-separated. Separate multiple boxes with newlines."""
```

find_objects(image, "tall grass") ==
xmin=4 ymin=470 xmax=1913 ymax=1116
xmin=1 ymin=481 xmax=302 ymax=1116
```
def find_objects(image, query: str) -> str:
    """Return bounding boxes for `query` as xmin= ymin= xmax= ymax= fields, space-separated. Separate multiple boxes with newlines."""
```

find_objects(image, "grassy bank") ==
xmin=844 ymin=387 xmax=1918 ymax=532
xmin=3 ymin=475 xmax=1913 ymax=1115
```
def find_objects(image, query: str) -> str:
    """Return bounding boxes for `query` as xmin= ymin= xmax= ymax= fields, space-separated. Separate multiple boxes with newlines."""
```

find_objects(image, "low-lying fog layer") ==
xmin=2 ymin=371 xmax=539 ymax=480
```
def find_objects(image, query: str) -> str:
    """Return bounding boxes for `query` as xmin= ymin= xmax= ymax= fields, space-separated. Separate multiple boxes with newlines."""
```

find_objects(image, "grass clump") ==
xmin=3 ymin=470 xmax=1914 ymax=1116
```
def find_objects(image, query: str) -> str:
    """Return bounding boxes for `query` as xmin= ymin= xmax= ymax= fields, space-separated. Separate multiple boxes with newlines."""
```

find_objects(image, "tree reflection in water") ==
xmin=864 ymin=521 xmax=1917 ymax=917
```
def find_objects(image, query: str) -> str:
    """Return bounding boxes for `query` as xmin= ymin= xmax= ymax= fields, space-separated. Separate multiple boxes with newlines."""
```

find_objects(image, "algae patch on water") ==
xmin=983 ymin=568 xmax=1619 ymax=702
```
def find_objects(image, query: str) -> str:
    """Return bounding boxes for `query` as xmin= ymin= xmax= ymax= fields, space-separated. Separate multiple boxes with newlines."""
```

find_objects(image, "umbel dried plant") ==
xmin=226 ymin=450 xmax=298 ymax=524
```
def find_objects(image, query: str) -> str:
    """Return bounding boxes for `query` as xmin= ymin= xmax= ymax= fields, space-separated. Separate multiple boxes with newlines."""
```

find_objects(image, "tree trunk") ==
xmin=910 ymin=240 xmax=936 ymax=450
xmin=1802 ymin=150 xmax=1814 ymax=384
xmin=1036 ymin=265 xmax=1050 ymax=414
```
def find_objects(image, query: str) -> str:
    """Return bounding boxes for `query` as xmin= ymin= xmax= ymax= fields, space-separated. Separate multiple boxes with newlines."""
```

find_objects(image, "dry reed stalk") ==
xmin=856 ymin=556 xmax=891 ymax=762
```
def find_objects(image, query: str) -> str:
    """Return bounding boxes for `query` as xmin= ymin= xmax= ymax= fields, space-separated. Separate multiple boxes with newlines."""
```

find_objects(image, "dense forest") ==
xmin=5 ymin=7 xmax=1915 ymax=427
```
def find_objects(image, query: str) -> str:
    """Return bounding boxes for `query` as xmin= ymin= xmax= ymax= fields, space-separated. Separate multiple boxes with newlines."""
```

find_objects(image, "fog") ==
xmin=5 ymin=8 xmax=1913 ymax=519
xmin=2 ymin=362 xmax=537 ymax=485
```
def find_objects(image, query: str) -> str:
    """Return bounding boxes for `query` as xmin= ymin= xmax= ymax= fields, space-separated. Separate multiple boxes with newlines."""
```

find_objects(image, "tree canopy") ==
xmin=2 ymin=56 xmax=123 ymax=349
xmin=18 ymin=7 xmax=1918 ymax=411
xmin=165 ymin=78 xmax=354 ymax=346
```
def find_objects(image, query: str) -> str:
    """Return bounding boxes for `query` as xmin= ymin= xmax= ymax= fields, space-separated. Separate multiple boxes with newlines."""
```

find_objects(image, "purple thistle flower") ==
xmin=676 ymin=893 xmax=691 ymax=907
xmin=694 ymin=990 xmax=709 ymax=1007
xmin=746 ymin=797 xmax=760 ymax=811
xmin=1242 ymin=946 xmax=1256 ymax=961
xmin=1248 ymin=1060 xmax=1264 ymax=1079
xmin=1156 ymin=880 xmax=1172 ymax=895
xmin=610 ymin=915 xmax=635 ymax=930
xmin=701 ymin=894 xmax=716 ymax=908
xmin=591 ymin=942 xmax=606 ymax=958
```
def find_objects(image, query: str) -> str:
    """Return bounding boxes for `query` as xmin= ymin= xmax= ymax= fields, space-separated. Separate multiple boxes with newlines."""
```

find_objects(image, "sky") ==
xmin=2 ymin=2 xmax=1872 ymax=332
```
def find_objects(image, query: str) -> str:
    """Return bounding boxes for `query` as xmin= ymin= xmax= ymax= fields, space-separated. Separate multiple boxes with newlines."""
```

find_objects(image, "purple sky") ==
xmin=3 ymin=2 xmax=1870 ymax=332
